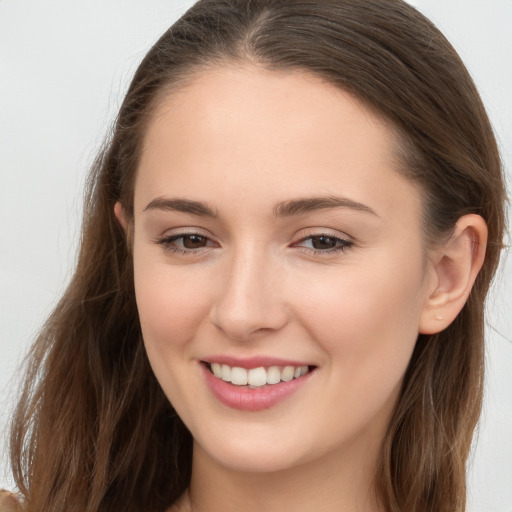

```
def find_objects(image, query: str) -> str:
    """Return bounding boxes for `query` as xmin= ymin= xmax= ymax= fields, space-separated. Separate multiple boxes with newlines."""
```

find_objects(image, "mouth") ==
xmin=201 ymin=359 xmax=317 ymax=411
xmin=203 ymin=361 xmax=315 ymax=388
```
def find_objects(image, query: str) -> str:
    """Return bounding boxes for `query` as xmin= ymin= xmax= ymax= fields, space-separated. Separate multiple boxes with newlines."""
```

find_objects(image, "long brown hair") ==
xmin=9 ymin=1 xmax=506 ymax=511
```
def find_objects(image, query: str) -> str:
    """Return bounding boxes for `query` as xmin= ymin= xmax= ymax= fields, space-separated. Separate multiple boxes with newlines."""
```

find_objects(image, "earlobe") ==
xmin=419 ymin=214 xmax=487 ymax=334
xmin=114 ymin=201 xmax=128 ymax=232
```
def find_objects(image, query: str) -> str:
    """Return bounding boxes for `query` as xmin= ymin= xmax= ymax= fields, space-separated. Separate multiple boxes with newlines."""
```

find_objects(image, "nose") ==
xmin=209 ymin=246 xmax=290 ymax=341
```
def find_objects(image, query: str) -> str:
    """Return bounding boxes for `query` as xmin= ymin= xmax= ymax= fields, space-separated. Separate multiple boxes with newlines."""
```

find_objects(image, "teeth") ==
xmin=221 ymin=364 xmax=231 ymax=381
xmin=281 ymin=366 xmax=295 ymax=382
xmin=209 ymin=363 xmax=310 ymax=387
xmin=266 ymin=366 xmax=281 ymax=385
xmin=211 ymin=363 xmax=222 ymax=378
xmin=248 ymin=367 xmax=267 ymax=387
xmin=231 ymin=366 xmax=248 ymax=385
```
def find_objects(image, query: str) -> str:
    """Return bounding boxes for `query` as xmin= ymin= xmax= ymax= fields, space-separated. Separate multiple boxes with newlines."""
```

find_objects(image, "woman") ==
xmin=3 ymin=1 xmax=506 ymax=511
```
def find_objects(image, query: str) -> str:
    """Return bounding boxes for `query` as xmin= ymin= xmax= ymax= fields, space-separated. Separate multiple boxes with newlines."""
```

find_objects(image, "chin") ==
xmin=190 ymin=419 xmax=340 ymax=476
xmin=196 ymin=439 xmax=311 ymax=474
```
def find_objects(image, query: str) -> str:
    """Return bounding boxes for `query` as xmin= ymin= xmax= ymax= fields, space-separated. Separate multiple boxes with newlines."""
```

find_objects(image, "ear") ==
xmin=114 ymin=201 xmax=128 ymax=232
xmin=419 ymin=214 xmax=488 ymax=334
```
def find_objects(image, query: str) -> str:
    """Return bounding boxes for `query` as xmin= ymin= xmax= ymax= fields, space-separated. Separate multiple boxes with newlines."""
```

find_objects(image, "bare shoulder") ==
xmin=0 ymin=491 xmax=23 ymax=512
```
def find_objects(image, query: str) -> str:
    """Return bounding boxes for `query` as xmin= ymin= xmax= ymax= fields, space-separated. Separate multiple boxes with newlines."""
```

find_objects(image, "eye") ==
xmin=155 ymin=233 xmax=218 ymax=254
xmin=294 ymin=234 xmax=353 ymax=255
xmin=176 ymin=234 xmax=209 ymax=249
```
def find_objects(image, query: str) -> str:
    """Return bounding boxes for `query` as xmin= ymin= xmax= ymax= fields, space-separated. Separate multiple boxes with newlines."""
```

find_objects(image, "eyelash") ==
xmin=294 ymin=233 xmax=354 ymax=255
xmin=154 ymin=232 xmax=354 ymax=256
xmin=155 ymin=233 xmax=216 ymax=255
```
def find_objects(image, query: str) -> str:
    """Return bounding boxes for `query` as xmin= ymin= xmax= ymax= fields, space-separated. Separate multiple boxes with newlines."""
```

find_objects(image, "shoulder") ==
xmin=0 ymin=490 xmax=23 ymax=512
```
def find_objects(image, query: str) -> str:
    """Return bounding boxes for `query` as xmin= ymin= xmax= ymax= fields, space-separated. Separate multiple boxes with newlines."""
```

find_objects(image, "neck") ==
xmin=174 ymin=437 xmax=384 ymax=512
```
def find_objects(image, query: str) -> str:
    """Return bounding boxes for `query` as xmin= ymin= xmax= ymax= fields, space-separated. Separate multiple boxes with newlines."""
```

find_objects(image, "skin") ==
xmin=115 ymin=64 xmax=487 ymax=512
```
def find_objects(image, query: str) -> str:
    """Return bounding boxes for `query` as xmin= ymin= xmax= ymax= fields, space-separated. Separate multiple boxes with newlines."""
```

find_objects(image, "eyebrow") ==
xmin=273 ymin=196 xmax=379 ymax=218
xmin=143 ymin=195 xmax=378 ymax=219
xmin=144 ymin=197 xmax=218 ymax=217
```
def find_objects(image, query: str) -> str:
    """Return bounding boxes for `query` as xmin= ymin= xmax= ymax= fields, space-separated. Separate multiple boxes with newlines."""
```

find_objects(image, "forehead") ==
xmin=135 ymin=64 xmax=421 ymax=223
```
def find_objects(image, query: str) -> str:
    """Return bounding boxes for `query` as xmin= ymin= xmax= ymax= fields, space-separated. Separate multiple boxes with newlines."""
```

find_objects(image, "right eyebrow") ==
xmin=273 ymin=195 xmax=379 ymax=218
xmin=143 ymin=197 xmax=218 ymax=218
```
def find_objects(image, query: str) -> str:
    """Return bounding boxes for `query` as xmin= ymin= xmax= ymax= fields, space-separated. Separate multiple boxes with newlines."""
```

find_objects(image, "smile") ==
xmin=207 ymin=362 xmax=310 ymax=387
xmin=201 ymin=360 xmax=316 ymax=411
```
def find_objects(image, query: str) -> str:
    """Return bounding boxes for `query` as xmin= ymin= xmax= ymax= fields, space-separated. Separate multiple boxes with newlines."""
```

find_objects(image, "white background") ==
xmin=0 ymin=1 xmax=510 ymax=510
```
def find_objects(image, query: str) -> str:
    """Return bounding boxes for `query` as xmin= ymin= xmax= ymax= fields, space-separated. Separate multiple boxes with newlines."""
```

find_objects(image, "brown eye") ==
xmin=310 ymin=235 xmax=338 ymax=250
xmin=155 ymin=233 xmax=217 ymax=254
xmin=295 ymin=233 xmax=353 ymax=255
xmin=182 ymin=234 xmax=208 ymax=249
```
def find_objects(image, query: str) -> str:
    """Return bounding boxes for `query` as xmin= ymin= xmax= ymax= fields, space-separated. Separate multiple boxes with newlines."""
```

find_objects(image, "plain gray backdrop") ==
xmin=1 ymin=1 xmax=511 ymax=510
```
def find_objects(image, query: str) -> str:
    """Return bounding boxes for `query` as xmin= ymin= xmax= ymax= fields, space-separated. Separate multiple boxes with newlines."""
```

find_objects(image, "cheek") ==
xmin=289 ymin=257 xmax=427 ymax=443
xmin=133 ymin=256 xmax=215 ymax=416
xmin=133 ymin=255 xmax=211 ymax=357
xmin=295 ymin=251 xmax=426 ymax=382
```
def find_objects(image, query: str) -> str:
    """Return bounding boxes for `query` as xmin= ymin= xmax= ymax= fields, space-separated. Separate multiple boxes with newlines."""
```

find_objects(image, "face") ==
xmin=129 ymin=65 xmax=433 ymax=475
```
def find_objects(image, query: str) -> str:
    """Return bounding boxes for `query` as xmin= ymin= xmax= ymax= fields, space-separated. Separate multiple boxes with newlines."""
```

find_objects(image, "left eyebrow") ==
xmin=143 ymin=197 xmax=218 ymax=217
xmin=273 ymin=196 xmax=379 ymax=218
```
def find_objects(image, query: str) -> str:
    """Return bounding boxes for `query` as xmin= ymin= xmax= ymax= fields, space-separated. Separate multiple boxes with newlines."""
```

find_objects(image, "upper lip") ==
xmin=201 ymin=355 xmax=314 ymax=369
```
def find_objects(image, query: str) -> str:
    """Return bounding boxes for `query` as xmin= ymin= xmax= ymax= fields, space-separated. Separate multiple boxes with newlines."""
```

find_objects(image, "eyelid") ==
xmin=155 ymin=226 xmax=218 ymax=243
xmin=291 ymin=229 xmax=355 ymax=255
xmin=153 ymin=228 xmax=220 ymax=255
xmin=293 ymin=227 xmax=353 ymax=244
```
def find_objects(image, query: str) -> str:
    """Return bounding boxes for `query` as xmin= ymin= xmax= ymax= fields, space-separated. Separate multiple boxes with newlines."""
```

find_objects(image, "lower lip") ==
xmin=201 ymin=363 xmax=314 ymax=411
